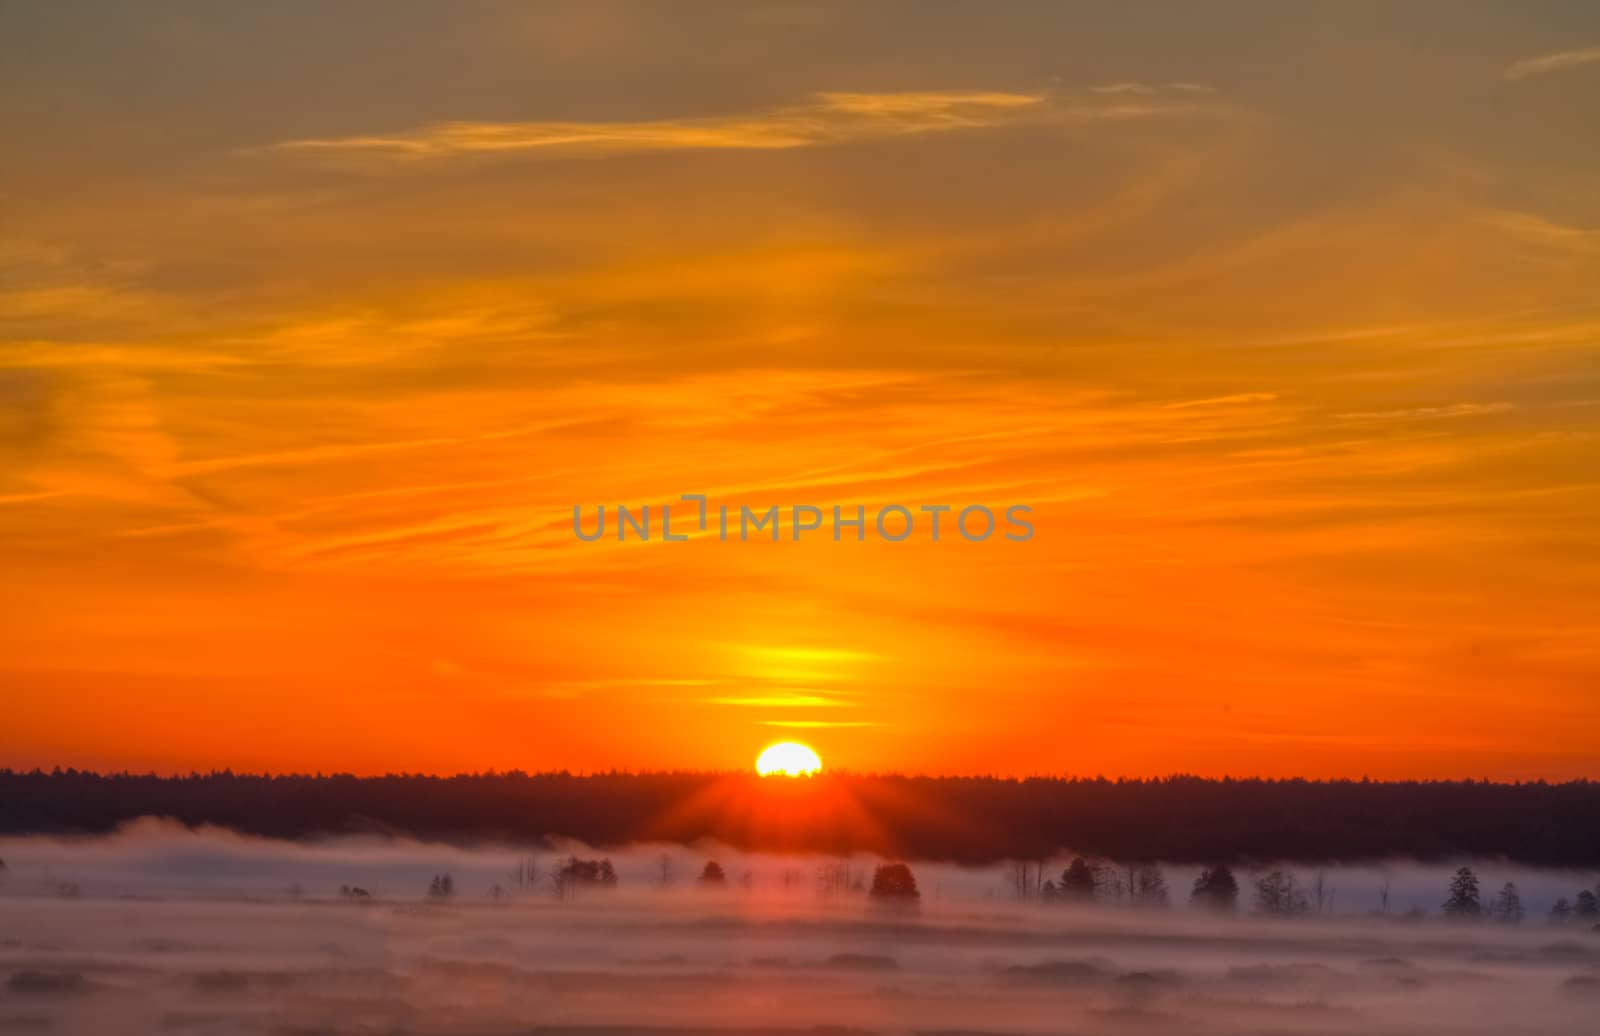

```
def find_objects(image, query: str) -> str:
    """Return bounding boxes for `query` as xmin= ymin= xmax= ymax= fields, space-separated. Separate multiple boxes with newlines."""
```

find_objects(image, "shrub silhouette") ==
xmin=1059 ymin=857 xmax=1097 ymax=901
xmin=698 ymin=860 xmax=727 ymax=885
xmin=1190 ymin=864 xmax=1239 ymax=912
xmin=869 ymin=862 xmax=920 ymax=900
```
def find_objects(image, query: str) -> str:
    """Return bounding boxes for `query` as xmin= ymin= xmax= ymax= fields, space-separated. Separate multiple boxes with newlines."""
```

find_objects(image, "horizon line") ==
xmin=4 ymin=765 xmax=1594 ymax=787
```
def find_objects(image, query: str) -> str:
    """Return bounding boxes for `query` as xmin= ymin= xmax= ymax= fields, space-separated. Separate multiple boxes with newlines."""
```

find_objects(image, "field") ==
xmin=2 ymin=823 xmax=1598 ymax=1035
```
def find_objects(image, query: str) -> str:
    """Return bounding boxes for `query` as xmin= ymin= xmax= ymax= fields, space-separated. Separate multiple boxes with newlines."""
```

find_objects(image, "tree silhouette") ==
xmin=510 ymin=856 xmax=541 ymax=891
xmin=1491 ymin=882 xmax=1523 ymax=924
xmin=1190 ymin=864 xmax=1239 ymax=912
xmin=1060 ymin=857 xmax=1097 ymax=902
xmin=552 ymin=856 xmax=618 ymax=899
xmin=1309 ymin=870 xmax=1335 ymax=914
xmin=1010 ymin=860 xmax=1045 ymax=901
xmin=1253 ymin=869 xmax=1310 ymax=916
xmin=869 ymin=862 xmax=920 ymax=900
xmin=1127 ymin=863 xmax=1169 ymax=908
xmin=427 ymin=873 xmax=455 ymax=899
xmin=1442 ymin=866 xmax=1481 ymax=918
xmin=1550 ymin=897 xmax=1572 ymax=923
xmin=1574 ymin=889 xmax=1598 ymax=919
xmin=698 ymin=860 xmax=727 ymax=886
xmin=817 ymin=860 xmax=866 ymax=895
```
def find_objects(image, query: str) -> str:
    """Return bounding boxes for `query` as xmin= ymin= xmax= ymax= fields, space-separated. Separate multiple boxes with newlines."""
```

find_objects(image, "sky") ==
xmin=2 ymin=2 xmax=1598 ymax=780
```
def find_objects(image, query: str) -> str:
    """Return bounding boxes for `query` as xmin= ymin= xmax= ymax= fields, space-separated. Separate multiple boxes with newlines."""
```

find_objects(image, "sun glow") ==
xmin=756 ymin=741 xmax=823 ymax=777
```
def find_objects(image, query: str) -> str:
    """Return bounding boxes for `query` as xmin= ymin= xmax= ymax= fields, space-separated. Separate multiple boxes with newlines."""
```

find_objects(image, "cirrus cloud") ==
xmin=261 ymin=87 xmax=1224 ymax=167
xmin=1504 ymin=44 xmax=1600 ymax=80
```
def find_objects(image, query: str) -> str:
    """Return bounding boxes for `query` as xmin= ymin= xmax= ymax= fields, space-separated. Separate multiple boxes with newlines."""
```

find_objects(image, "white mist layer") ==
xmin=0 ymin=820 xmax=1597 ymax=1035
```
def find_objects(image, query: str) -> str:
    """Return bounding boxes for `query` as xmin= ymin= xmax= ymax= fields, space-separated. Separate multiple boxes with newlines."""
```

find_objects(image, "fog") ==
xmin=2 ymin=821 xmax=1598 ymax=1035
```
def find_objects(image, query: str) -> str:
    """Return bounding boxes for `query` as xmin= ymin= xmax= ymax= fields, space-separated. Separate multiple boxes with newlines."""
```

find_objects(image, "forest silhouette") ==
xmin=2 ymin=769 xmax=1597 ymax=866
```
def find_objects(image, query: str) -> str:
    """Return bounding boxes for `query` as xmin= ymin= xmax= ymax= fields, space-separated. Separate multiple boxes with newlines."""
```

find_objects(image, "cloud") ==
xmin=1504 ymin=45 xmax=1600 ymax=81
xmin=262 ymin=88 xmax=1220 ymax=166
xmin=1337 ymin=402 xmax=1515 ymax=421
xmin=267 ymin=91 xmax=1041 ymax=163
xmin=760 ymin=719 xmax=880 ymax=728
xmin=1162 ymin=392 xmax=1279 ymax=409
xmin=707 ymin=695 xmax=850 ymax=708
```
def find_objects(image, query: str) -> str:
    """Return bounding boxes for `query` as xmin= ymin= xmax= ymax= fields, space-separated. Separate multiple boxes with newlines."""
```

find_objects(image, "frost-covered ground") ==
xmin=1 ymin=821 xmax=1598 ymax=1035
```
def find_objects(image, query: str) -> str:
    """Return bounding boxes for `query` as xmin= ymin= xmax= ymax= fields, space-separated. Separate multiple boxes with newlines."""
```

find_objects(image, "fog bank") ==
xmin=1 ymin=822 xmax=1598 ymax=1035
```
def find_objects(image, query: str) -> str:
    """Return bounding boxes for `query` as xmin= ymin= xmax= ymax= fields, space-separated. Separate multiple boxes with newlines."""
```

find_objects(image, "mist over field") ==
xmin=2 ymin=822 xmax=1599 ymax=1035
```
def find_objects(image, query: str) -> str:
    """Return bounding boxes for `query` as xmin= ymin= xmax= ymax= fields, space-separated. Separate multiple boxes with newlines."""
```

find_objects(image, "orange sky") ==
xmin=3 ymin=4 xmax=1598 ymax=780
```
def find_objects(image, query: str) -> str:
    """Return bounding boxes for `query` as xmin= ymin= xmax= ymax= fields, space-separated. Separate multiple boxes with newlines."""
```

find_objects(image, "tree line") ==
xmin=319 ymin=855 xmax=1596 ymax=925
xmin=394 ymin=856 xmax=922 ymax=904
xmin=1017 ymin=857 xmax=1600 ymax=925
xmin=2 ymin=769 xmax=1598 ymax=865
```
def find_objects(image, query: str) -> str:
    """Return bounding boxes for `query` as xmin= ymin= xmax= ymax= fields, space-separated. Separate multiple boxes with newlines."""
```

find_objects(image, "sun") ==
xmin=756 ymin=741 xmax=823 ymax=777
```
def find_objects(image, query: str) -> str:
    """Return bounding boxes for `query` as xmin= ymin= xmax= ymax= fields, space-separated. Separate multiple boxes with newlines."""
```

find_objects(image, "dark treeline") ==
xmin=2 ymin=769 xmax=1598 ymax=866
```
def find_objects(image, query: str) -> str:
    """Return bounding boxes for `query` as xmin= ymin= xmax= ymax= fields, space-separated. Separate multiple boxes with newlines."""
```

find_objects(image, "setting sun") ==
xmin=756 ymin=741 xmax=823 ymax=777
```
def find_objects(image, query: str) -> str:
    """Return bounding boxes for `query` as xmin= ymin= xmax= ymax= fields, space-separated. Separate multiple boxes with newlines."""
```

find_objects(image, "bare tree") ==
xmin=817 ymin=859 xmax=862 ymax=896
xmin=1253 ymin=870 xmax=1309 ymax=916
xmin=1310 ymin=871 xmax=1335 ymax=915
xmin=510 ymin=856 xmax=542 ymax=892
xmin=1011 ymin=860 xmax=1047 ymax=902
xmin=1127 ymin=863 xmax=1169 ymax=908
xmin=1092 ymin=862 xmax=1122 ymax=902
xmin=657 ymin=853 xmax=674 ymax=887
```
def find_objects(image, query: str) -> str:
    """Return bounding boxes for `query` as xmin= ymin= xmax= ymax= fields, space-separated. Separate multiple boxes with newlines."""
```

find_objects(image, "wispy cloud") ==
xmin=1338 ymin=402 xmax=1515 ymax=421
xmin=707 ymin=694 xmax=849 ymax=708
xmin=760 ymin=719 xmax=880 ymax=728
xmin=267 ymin=91 xmax=1041 ymax=163
xmin=1504 ymin=45 xmax=1600 ymax=81
xmin=262 ymin=88 xmax=1220 ymax=166
xmin=1163 ymin=392 xmax=1279 ymax=410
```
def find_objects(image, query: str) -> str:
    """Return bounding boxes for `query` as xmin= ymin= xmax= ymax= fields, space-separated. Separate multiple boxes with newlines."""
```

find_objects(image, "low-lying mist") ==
xmin=2 ymin=820 xmax=1598 ymax=1035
